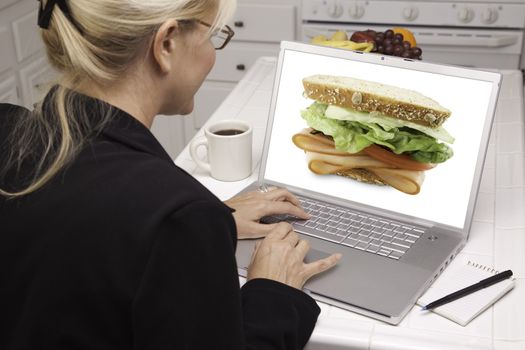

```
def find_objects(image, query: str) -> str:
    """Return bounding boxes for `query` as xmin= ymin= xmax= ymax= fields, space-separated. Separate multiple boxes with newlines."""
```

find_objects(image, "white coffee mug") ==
xmin=190 ymin=120 xmax=252 ymax=181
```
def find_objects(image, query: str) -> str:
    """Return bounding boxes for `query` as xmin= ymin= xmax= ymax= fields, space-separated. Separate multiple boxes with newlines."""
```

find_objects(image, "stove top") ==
xmin=302 ymin=0 xmax=525 ymax=29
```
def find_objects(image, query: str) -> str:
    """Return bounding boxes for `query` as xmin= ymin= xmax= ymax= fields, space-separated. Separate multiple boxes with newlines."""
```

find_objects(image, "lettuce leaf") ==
xmin=325 ymin=105 xmax=455 ymax=144
xmin=300 ymin=102 xmax=453 ymax=164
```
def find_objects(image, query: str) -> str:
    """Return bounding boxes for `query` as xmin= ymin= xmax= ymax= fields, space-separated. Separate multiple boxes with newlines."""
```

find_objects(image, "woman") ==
xmin=0 ymin=0 xmax=341 ymax=349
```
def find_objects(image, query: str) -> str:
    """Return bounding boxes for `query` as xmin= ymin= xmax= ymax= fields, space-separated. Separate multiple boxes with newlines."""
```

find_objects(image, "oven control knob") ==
xmin=402 ymin=6 xmax=419 ymax=21
xmin=327 ymin=3 xmax=343 ymax=18
xmin=457 ymin=7 xmax=474 ymax=23
xmin=348 ymin=3 xmax=365 ymax=19
xmin=481 ymin=8 xmax=499 ymax=24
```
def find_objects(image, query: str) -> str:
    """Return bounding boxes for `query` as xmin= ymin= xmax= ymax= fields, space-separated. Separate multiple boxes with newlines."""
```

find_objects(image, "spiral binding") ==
xmin=467 ymin=260 xmax=498 ymax=274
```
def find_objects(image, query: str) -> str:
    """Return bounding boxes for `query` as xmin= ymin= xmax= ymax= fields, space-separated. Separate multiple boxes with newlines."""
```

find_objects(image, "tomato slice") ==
xmin=363 ymin=144 xmax=436 ymax=171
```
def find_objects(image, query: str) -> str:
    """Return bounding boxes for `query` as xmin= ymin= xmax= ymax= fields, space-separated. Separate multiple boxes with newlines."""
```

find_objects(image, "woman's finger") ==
xmin=295 ymin=239 xmax=311 ymax=259
xmin=238 ymin=221 xmax=280 ymax=239
xmin=303 ymin=253 xmax=342 ymax=280
xmin=264 ymin=188 xmax=302 ymax=206
xmin=282 ymin=230 xmax=300 ymax=247
xmin=266 ymin=222 xmax=294 ymax=240
xmin=257 ymin=201 xmax=310 ymax=220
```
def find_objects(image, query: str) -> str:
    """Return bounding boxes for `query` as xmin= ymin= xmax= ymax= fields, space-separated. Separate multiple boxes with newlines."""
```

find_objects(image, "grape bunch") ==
xmin=350 ymin=29 xmax=423 ymax=60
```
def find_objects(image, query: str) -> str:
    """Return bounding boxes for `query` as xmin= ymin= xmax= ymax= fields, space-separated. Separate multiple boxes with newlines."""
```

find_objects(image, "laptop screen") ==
xmin=263 ymin=44 xmax=499 ymax=230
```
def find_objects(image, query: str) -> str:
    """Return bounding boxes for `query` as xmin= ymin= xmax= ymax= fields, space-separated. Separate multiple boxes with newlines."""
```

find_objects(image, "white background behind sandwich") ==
xmin=264 ymin=50 xmax=495 ymax=229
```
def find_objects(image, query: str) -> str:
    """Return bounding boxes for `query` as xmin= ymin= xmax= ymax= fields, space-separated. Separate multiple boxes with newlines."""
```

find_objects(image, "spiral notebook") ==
xmin=417 ymin=260 xmax=515 ymax=326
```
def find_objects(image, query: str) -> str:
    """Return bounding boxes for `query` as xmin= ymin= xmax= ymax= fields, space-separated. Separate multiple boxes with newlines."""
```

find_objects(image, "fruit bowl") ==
xmin=310 ymin=28 xmax=423 ymax=59
xmin=350 ymin=28 xmax=423 ymax=59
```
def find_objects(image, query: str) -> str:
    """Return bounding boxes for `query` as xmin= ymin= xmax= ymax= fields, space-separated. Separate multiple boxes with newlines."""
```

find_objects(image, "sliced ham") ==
xmin=293 ymin=130 xmax=426 ymax=195
xmin=369 ymin=168 xmax=425 ymax=195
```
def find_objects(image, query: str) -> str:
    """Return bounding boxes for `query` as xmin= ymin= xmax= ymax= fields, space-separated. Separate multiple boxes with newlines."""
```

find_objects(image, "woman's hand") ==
xmin=247 ymin=222 xmax=342 ymax=289
xmin=224 ymin=187 xmax=310 ymax=239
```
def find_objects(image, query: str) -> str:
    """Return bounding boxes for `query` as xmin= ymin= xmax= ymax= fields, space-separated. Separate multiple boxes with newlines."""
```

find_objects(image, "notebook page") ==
xmin=417 ymin=261 xmax=515 ymax=326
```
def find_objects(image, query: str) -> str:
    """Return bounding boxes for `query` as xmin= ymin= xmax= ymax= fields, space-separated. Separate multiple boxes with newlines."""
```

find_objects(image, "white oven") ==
xmin=301 ymin=0 xmax=525 ymax=69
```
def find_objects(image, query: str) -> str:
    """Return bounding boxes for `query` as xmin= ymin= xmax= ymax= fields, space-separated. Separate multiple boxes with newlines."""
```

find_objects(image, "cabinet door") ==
xmin=0 ymin=0 xmax=18 ymax=11
xmin=0 ymin=75 xmax=18 ymax=104
xmin=150 ymin=115 xmax=187 ymax=160
xmin=184 ymin=81 xmax=235 ymax=141
xmin=208 ymin=42 xmax=279 ymax=82
xmin=19 ymin=56 xmax=57 ymax=108
xmin=0 ymin=24 xmax=15 ymax=74
xmin=12 ymin=9 xmax=44 ymax=63
xmin=230 ymin=4 xmax=296 ymax=42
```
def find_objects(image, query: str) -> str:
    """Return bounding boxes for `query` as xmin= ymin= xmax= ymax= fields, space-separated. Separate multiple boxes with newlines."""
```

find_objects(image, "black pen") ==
xmin=422 ymin=269 xmax=513 ymax=310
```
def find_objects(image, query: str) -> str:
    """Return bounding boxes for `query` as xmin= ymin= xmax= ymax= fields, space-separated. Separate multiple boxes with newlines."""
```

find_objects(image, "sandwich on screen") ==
xmin=292 ymin=74 xmax=455 ymax=195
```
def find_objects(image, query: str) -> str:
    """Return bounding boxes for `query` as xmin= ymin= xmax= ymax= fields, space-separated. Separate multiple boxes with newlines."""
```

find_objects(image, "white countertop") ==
xmin=175 ymin=57 xmax=525 ymax=350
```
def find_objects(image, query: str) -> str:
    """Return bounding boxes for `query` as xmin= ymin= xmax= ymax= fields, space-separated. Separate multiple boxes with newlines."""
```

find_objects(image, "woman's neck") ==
xmin=74 ymin=74 xmax=160 ymax=129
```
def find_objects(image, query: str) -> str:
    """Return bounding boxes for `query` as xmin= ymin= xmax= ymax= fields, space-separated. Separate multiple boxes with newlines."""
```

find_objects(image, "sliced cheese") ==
xmin=325 ymin=105 xmax=455 ymax=144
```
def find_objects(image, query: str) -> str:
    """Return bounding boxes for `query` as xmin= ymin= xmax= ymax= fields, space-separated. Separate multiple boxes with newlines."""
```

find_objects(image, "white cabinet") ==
xmin=19 ymin=56 xmax=58 ymax=107
xmin=0 ymin=0 xmax=54 ymax=110
xmin=0 ymin=76 xmax=19 ymax=104
xmin=0 ymin=25 xmax=14 ymax=74
xmin=192 ymin=81 xmax=236 ymax=129
xmin=150 ymin=115 xmax=187 ymax=160
xmin=12 ymin=10 xmax=43 ymax=62
xmin=0 ymin=0 xmax=18 ymax=11
xmin=208 ymin=42 xmax=280 ymax=82
xmin=230 ymin=3 xmax=296 ymax=42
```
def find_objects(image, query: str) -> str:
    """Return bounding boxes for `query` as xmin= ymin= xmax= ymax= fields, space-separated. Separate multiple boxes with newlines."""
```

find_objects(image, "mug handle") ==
xmin=189 ymin=136 xmax=211 ymax=173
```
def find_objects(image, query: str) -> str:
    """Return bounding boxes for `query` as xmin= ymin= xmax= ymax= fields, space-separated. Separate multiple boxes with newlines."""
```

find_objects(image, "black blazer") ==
xmin=0 ymin=93 xmax=319 ymax=350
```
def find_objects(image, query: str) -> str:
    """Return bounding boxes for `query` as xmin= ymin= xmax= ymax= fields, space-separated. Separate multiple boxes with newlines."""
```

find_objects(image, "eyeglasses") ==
xmin=194 ymin=20 xmax=235 ymax=50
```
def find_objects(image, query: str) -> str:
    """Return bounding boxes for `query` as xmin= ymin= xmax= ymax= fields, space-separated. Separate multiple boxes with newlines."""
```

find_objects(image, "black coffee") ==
xmin=214 ymin=129 xmax=245 ymax=136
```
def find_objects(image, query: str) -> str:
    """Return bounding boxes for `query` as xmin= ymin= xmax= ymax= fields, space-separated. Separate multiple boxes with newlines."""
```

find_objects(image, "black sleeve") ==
xmin=131 ymin=200 xmax=320 ymax=350
xmin=241 ymin=279 xmax=321 ymax=350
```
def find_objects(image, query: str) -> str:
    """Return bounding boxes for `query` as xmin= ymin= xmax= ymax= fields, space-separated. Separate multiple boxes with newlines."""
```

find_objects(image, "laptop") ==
xmin=235 ymin=41 xmax=501 ymax=325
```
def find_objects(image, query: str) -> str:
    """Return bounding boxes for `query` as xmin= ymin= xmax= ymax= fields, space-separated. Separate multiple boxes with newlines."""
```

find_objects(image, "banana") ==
xmin=316 ymin=40 xmax=374 ymax=52
xmin=363 ymin=43 xmax=374 ymax=52
xmin=311 ymin=34 xmax=328 ymax=44
xmin=331 ymin=30 xmax=348 ymax=41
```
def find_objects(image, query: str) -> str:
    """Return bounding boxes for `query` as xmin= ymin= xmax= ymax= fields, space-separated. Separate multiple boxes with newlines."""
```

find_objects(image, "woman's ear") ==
xmin=151 ymin=19 xmax=180 ymax=74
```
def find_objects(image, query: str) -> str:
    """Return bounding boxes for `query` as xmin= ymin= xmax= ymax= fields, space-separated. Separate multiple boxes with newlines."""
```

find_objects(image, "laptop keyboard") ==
xmin=262 ymin=195 xmax=426 ymax=260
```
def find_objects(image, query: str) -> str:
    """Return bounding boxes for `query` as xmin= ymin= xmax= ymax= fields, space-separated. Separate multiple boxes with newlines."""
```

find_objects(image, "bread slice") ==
xmin=303 ymin=75 xmax=451 ymax=128
xmin=336 ymin=168 xmax=387 ymax=186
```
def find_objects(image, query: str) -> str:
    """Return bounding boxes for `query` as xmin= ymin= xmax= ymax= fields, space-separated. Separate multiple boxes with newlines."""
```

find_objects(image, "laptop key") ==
xmin=327 ymin=227 xmax=338 ymax=235
xmin=377 ymin=249 xmax=390 ymax=256
xmin=389 ymin=251 xmax=404 ymax=260
xmin=293 ymin=219 xmax=308 ymax=227
xmin=316 ymin=224 xmax=328 ymax=231
xmin=370 ymin=232 xmax=383 ymax=240
xmin=367 ymin=245 xmax=380 ymax=253
xmin=319 ymin=213 xmax=330 ymax=219
xmin=358 ymin=236 xmax=372 ymax=244
xmin=336 ymin=229 xmax=348 ymax=240
xmin=305 ymin=221 xmax=318 ymax=229
xmin=381 ymin=244 xmax=406 ymax=254
xmin=394 ymin=232 xmax=408 ymax=240
xmin=405 ymin=231 xmax=422 ymax=238
xmin=391 ymin=240 xmax=410 ymax=249
xmin=380 ymin=236 xmax=393 ymax=243
xmin=341 ymin=238 xmax=358 ymax=247
xmin=383 ymin=230 xmax=394 ymax=237
xmin=358 ymin=230 xmax=371 ymax=237
xmin=355 ymin=242 xmax=368 ymax=250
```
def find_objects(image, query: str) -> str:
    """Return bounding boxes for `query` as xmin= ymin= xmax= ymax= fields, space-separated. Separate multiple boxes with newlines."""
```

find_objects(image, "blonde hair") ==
xmin=0 ymin=0 xmax=237 ymax=198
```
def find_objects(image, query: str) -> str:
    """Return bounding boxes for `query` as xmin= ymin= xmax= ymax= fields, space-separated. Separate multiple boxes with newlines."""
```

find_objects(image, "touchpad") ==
xmin=304 ymin=248 xmax=331 ymax=264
